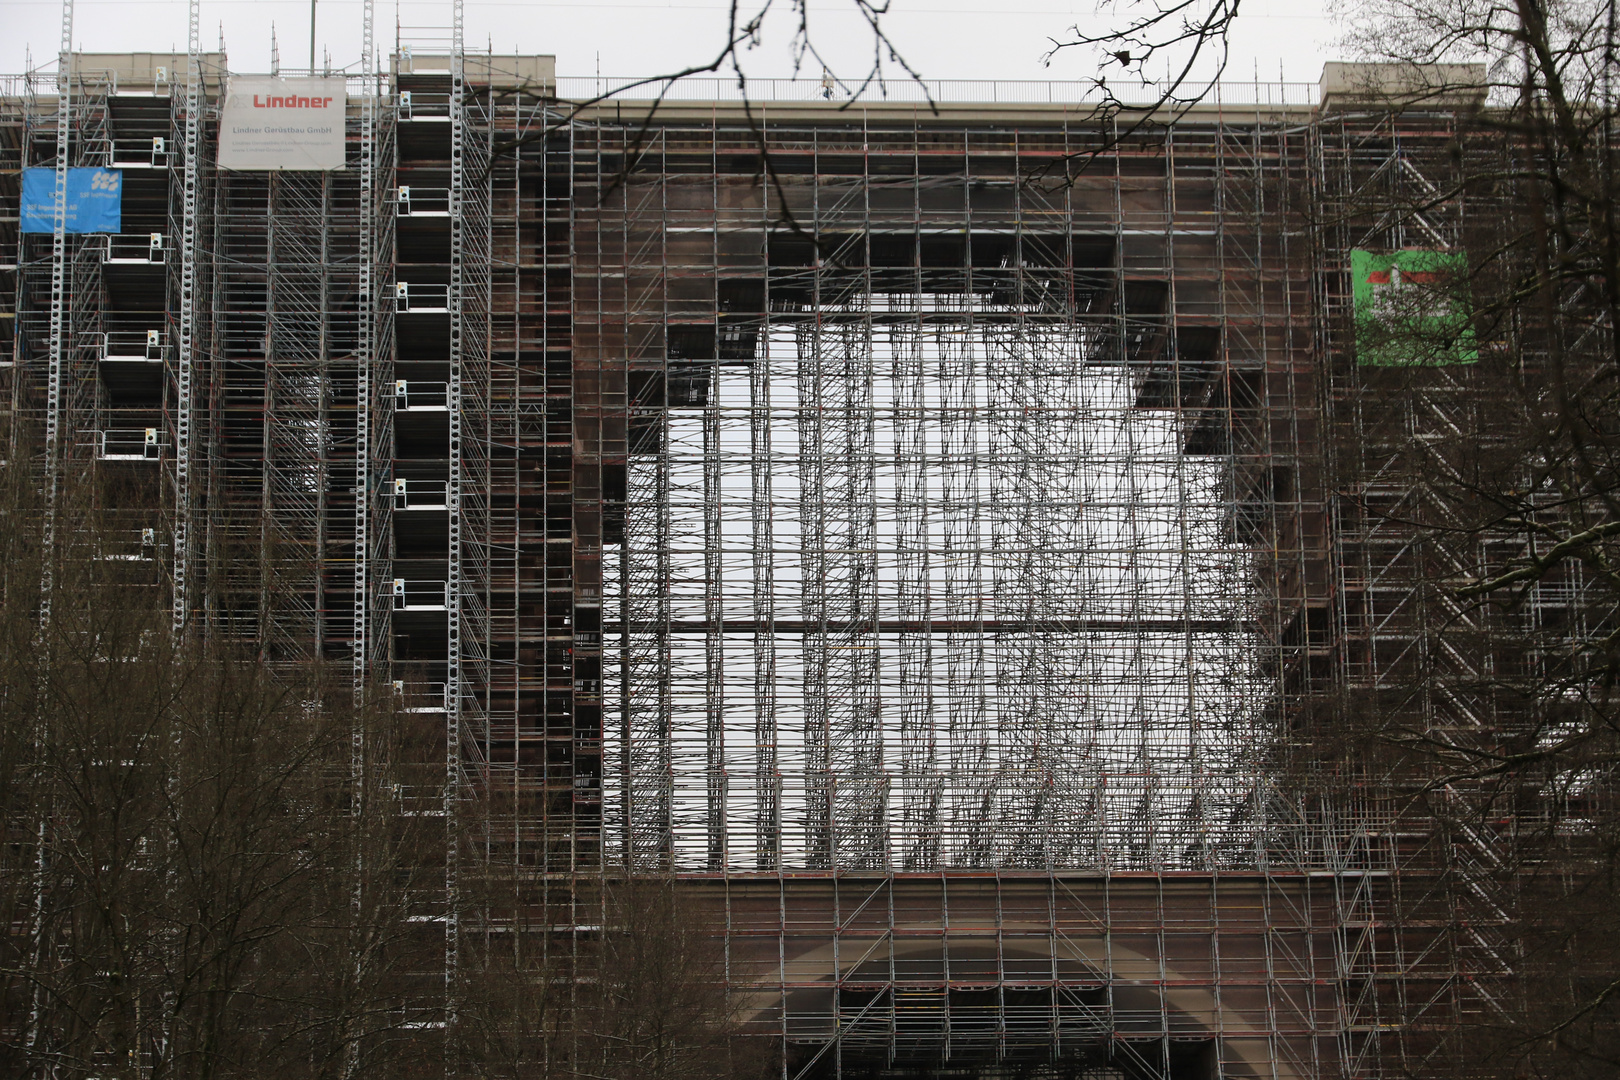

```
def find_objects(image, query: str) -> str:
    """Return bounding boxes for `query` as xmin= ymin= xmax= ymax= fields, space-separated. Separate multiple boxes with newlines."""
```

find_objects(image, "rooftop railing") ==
xmin=0 ymin=66 xmax=1319 ymax=109
xmin=554 ymin=75 xmax=1320 ymax=108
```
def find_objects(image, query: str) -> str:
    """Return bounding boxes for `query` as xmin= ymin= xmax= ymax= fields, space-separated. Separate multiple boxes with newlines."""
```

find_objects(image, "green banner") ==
xmin=1351 ymin=249 xmax=1477 ymax=366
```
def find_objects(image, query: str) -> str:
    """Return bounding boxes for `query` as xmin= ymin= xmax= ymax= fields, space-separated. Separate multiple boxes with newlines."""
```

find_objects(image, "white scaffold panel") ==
xmin=219 ymin=76 xmax=347 ymax=170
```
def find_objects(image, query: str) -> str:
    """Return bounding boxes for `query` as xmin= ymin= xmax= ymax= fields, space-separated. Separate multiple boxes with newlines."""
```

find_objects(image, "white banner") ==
xmin=219 ymin=76 xmax=347 ymax=171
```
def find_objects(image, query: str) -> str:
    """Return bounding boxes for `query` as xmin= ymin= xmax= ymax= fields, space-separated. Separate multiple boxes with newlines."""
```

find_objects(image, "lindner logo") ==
xmin=89 ymin=170 xmax=119 ymax=192
xmin=250 ymin=94 xmax=336 ymax=108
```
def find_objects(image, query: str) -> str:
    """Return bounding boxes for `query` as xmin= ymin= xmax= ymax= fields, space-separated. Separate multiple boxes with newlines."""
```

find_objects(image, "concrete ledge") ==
xmin=1319 ymin=61 xmax=1487 ymax=111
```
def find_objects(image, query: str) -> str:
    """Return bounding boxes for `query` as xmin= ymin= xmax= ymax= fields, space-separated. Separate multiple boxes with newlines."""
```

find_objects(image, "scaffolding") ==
xmin=355 ymin=0 xmax=397 ymax=696
xmin=575 ymin=111 xmax=1294 ymax=878
xmin=1309 ymin=103 xmax=1540 ymax=1070
xmin=550 ymin=98 xmax=1347 ymax=1073
xmin=3 ymin=31 xmax=1538 ymax=1077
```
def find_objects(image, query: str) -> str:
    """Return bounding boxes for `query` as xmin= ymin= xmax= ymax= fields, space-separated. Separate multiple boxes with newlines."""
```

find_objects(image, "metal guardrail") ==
xmin=2 ymin=68 xmax=1320 ymax=110
xmin=393 ymin=680 xmax=449 ymax=713
xmin=394 ymin=478 xmax=449 ymax=510
xmin=393 ymin=578 xmax=449 ymax=611
xmin=397 ymin=185 xmax=450 ymax=216
xmin=98 ymin=527 xmax=159 ymax=562
xmin=395 ymin=282 xmax=449 ymax=312
xmin=0 ymin=72 xmax=63 ymax=99
xmin=98 ymin=232 xmax=167 ymax=265
xmin=395 ymin=380 xmax=449 ymax=412
xmin=398 ymin=89 xmax=451 ymax=120
xmin=395 ymin=37 xmax=457 ymax=65
xmin=111 ymin=136 xmax=170 ymax=169
xmin=95 ymin=427 xmax=165 ymax=461
xmin=90 ymin=330 xmax=168 ymax=362
xmin=554 ymin=76 xmax=1321 ymax=108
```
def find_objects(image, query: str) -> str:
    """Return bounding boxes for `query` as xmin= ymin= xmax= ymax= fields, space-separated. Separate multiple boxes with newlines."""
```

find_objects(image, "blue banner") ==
xmin=21 ymin=167 xmax=123 ymax=234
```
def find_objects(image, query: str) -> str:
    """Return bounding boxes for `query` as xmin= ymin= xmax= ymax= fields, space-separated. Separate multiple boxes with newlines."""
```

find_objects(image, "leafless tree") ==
xmin=0 ymin=473 xmax=445 ymax=1079
xmin=1315 ymin=1 xmax=1620 ymax=1074
xmin=0 ymin=463 xmax=760 ymax=1078
xmin=454 ymin=875 xmax=760 ymax=1079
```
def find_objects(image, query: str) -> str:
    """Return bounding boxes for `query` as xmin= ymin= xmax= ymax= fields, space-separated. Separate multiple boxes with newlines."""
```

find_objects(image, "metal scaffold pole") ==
xmin=26 ymin=5 xmax=76 ymax=1057
xmin=171 ymin=0 xmax=200 ymax=634
xmin=444 ymin=0 xmax=466 ymax=1054
xmin=346 ymin=9 xmax=377 ymax=1080
xmin=39 ymin=0 xmax=73 ymax=628
xmin=354 ymin=0 xmax=375 ymax=699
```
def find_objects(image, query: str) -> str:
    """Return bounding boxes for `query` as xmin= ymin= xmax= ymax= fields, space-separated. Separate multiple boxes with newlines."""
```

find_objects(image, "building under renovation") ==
xmin=2 ymin=11 xmax=1535 ymax=1077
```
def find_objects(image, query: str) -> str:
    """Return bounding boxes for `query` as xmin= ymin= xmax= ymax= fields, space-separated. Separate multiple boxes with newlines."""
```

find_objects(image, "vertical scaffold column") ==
xmin=892 ymin=123 xmax=940 ymax=868
xmin=340 ymin=4 xmax=396 ymax=689
xmin=750 ymin=134 xmax=781 ymax=868
xmin=363 ymin=27 xmax=397 ymax=685
xmin=444 ymin=13 xmax=464 ymax=1051
xmin=444 ymin=0 xmax=475 ymax=1051
xmin=703 ymin=284 xmax=725 ymax=873
xmin=39 ymin=0 xmax=74 ymax=626
xmin=892 ymin=304 xmax=941 ymax=869
xmin=353 ymin=0 xmax=377 ymax=696
xmin=171 ymin=0 xmax=201 ymax=633
xmin=66 ymin=68 xmax=106 ymax=473
xmin=482 ymin=70 xmax=523 ymax=862
xmin=617 ymin=130 xmax=674 ymax=869
xmin=24 ymin=0 xmax=76 ymax=1058
xmin=445 ymin=14 xmax=495 ymax=769
xmin=262 ymin=158 xmax=331 ymax=660
xmin=750 ymin=269 xmax=780 ymax=870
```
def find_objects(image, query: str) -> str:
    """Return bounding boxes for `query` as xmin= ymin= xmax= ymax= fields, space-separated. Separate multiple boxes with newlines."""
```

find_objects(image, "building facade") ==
xmin=0 ymin=41 xmax=1505 ymax=1079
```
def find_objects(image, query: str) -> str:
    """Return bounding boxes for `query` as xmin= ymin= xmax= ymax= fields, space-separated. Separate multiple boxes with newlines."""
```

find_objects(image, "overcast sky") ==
xmin=3 ymin=0 xmax=1342 ymax=90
